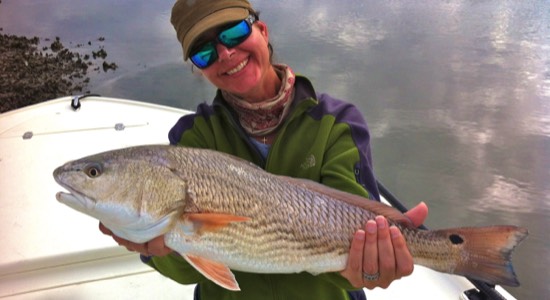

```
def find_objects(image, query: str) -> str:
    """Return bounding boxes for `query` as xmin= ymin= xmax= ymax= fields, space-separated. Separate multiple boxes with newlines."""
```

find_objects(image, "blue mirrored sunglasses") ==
xmin=190 ymin=15 xmax=256 ymax=69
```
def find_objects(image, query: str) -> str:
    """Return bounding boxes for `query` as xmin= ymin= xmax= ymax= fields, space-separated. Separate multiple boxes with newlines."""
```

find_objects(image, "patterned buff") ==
xmin=222 ymin=64 xmax=296 ymax=137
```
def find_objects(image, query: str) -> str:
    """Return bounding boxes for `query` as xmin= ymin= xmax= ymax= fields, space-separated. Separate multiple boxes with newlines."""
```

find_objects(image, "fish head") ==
xmin=53 ymin=146 xmax=189 ymax=242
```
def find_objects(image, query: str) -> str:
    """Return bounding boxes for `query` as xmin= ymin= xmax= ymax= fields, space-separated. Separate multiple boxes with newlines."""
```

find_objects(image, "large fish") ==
xmin=53 ymin=145 xmax=528 ymax=291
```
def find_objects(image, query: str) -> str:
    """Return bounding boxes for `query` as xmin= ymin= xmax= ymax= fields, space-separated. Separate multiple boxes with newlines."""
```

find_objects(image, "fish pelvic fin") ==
xmin=183 ymin=213 xmax=251 ymax=232
xmin=438 ymin=225 xmax=528 ymax=286
xmin=183 ymin=254 xmax=240 ymax=291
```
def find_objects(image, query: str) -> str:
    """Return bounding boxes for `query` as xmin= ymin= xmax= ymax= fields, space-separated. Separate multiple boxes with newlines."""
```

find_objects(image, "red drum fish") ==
xmin=53 ymin=145 xmax=528 ymax=291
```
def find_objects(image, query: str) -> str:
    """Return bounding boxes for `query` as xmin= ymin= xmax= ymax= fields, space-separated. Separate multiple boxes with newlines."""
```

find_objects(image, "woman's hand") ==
xmin=340 ymin=202 xmax=429 ymax=289
xmin=99 ymin=223 xmax=173 ymax=257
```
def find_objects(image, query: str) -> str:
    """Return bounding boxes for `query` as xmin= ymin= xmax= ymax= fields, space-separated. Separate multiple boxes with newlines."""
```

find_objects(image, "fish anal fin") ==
xmin=281 ymin=176 xmax=413 ymax=227
xmin=183 ymin=254 xmax=240 ymax=291
xmin=184 ymin=213 xmax=251 ymax=232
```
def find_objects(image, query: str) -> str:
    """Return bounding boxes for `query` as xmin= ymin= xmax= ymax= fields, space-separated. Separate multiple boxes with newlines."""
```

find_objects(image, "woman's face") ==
xmin=195 ymin=21 xmax=275 ymax=100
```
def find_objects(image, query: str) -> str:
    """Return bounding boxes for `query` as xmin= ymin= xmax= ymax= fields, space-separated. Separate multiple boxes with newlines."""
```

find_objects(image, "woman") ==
xmin=101 ymin=0 xmax=428 ymax=299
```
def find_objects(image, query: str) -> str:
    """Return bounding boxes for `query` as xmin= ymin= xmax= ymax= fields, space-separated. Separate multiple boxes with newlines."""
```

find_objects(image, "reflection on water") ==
xmin=472 ymin=175 xmax=537 ymax=214
xmin=1 ymin=0 xmax=549 ymax=299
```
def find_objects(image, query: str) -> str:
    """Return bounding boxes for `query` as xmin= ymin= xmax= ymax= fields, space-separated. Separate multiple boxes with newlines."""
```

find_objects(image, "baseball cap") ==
xmin=171 ymin=0 xmax=254 ymax=60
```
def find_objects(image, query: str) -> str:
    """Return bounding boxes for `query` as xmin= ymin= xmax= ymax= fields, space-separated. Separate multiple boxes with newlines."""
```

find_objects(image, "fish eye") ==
xmin=84 ymin=164 xmax=102 ymax=178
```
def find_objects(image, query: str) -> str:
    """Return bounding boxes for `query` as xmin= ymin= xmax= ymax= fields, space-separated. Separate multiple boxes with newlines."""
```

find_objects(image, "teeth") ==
xmin=226 ymin=59 xmax=248 ymax=75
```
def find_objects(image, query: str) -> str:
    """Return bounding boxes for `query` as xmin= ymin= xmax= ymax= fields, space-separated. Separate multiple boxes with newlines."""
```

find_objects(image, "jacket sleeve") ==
xmin=313 ymin=95 xmax=380 ymax=290
xmin=168 ymin=104 xmax=218 ymax=148
xmin=316 ymin=93 xmax=379 ymax=200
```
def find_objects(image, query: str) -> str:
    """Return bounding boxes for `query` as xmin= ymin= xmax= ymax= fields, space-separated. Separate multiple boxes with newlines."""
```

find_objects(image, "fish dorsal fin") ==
xmin=281 ymin=176 xmax=413 ymax=227
xmin=183 ymin=213 xmax=251 ymax=232
xmin=183 ymin=254 xmax=240 ymax=291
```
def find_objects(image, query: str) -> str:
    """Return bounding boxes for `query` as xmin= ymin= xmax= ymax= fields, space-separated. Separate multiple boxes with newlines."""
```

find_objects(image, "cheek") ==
xmin=201 ymin=70 xmax=230 ymax=91
xmin=200 ymin=68 xmax=218 ymax=82
xmin=244 ymin=34 xmax=270 ymax=62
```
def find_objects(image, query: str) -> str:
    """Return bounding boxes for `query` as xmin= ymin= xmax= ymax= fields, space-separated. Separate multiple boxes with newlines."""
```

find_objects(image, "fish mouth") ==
xmin=53 ymin=165 xmax=97 ymax=209
xmin=56 ymin=187 xmax=96 ymax=212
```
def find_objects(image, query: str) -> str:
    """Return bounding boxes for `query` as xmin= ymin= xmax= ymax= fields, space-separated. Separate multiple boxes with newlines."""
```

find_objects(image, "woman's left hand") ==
xmin=340 ymin=202 xmax=428 ymax=289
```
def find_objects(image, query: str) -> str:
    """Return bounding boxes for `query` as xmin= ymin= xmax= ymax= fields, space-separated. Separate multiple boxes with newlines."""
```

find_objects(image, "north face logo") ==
xmin=300 ymin=154 xmax=316 ymax=170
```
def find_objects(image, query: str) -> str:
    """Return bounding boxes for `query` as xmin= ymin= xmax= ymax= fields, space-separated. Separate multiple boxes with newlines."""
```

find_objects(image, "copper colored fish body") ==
xmin=53 ymin=145 xmax=528 ymax=291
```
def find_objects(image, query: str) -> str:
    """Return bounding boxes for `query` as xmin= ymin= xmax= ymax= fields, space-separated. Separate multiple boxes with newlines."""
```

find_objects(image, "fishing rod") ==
xmin=376 ymin=180 xmax=508 ymax=300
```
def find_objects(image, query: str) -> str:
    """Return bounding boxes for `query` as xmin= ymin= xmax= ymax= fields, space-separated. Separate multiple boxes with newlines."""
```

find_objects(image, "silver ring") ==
xmin=363 ymin=271 xmax=380 ymax=281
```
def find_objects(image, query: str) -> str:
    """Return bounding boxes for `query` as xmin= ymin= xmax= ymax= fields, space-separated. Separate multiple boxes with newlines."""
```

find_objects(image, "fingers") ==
xmin=341 ymin=217 xmax=393 ymax=289
xmin=362 ymin=220 xmax=378 ymax=289
xmin=341 ymin=215 xmax=415 ymax=290
xmin=342 ymin=229 xmax=367 ymax=287
xmin=404 ymin=202 xmax=429 ymax=227
xmin=391 ymin=226 xmax=414 ymax=277
xmin=148 ymin=235 xmax=174 ymax=256
xmin=98 ymin=222 xmax=112 ymax=235
xmin=374 ymin=216 xmax=395 ymax=288
xmin=98 ymin=222 xmax=172 ymax=257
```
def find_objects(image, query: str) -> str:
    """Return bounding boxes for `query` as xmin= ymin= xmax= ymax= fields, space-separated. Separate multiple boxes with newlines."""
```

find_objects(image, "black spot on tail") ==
xmin=449 ymin=234 xmax=464 ymax=244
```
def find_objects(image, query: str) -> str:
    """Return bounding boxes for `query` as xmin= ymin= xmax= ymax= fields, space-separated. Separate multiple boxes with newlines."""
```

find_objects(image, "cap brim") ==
xmin=183 ymin=7 xmax=249 ymax=60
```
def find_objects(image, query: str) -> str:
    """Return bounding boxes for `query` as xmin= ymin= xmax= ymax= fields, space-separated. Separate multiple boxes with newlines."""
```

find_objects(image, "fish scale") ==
xmin=53 ymin=145 xmax=528 ymax=291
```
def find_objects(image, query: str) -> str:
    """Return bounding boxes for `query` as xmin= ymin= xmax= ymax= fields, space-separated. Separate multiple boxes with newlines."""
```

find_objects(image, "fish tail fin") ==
xmin=437 ymin=225 xmax=528 ymax=286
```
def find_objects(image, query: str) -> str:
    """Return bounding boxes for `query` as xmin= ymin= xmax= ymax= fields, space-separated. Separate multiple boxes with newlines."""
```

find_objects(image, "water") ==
xmin=1 ymin=0 xmax=548 ymax=299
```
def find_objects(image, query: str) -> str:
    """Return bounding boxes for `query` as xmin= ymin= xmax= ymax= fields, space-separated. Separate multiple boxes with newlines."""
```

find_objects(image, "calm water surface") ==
xmin=1 ymin=1 xmax=549 ymax=299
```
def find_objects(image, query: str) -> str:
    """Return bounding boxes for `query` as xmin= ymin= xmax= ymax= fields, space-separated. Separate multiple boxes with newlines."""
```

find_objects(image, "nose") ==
xmin=216 ymin=43 xmax=236 ymax=61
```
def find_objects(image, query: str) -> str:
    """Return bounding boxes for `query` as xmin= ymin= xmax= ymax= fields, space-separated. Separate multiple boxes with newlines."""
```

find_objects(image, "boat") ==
xmin=0 ymin=95 xmax=517 ymax=299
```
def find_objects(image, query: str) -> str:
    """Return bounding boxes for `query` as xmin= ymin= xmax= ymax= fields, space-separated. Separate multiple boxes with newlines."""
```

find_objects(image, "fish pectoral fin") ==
xmin=183 ymin=254 xmax=240 ymax=291
xmin=184 ymin=213 xmax=251 ymax=232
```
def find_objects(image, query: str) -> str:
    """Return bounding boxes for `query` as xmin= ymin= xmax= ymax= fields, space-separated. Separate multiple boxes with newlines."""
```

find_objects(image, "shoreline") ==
xmin=0 ymin=30 xmax=117 ymax=113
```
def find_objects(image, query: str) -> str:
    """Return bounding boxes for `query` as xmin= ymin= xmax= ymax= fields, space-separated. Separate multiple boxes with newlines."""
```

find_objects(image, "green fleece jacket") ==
xmin=144 ymin=76 xmax=380 ymax=300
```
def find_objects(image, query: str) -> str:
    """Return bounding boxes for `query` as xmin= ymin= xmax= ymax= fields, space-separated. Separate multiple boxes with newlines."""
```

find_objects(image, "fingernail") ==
xmin=356 ymin=230 xmax=366 ymax=241
xmin=376 ymin=216 xmax=386 ymax=229
xmin=390 ymin=226 xmax=400 ymax=239
xmin=366 ymin=221 xmax=377 ymax=234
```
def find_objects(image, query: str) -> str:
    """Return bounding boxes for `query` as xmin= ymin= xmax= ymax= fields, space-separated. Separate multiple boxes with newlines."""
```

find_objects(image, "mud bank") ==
xmin=0 ymin=30 xmax=117 ymax=113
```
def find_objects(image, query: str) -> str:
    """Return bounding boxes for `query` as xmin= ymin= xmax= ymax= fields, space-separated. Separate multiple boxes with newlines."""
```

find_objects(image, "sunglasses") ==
xmin=190 ymin=15 xmax=257 ymax=69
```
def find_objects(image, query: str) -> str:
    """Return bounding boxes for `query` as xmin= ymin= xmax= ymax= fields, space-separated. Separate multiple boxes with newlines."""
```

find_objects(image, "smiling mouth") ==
xmin=226 ymin=58 xmax=249 ymax=75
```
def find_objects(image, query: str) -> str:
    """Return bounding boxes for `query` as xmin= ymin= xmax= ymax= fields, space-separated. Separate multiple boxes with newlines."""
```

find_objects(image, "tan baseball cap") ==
xmin=171 ymin=0 xmax=253 ymax=61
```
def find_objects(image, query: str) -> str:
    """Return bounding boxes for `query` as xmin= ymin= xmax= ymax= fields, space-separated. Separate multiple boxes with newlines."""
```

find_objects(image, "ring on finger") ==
xmin=363 ymin=271 xmax=380 ymax=281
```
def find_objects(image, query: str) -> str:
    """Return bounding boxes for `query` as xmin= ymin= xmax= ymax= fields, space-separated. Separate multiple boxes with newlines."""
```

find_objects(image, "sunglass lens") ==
xmin=190 ymin=18 xmax=253 ymax=69
xmin=219 ymin=20 xmax=251 ymax=47
xmin=190 ymin=42 xmax=217 ymax=69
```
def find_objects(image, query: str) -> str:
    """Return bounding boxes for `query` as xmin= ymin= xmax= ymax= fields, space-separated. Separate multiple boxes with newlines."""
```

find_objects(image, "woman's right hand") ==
xmin=99 ymin=222 xmax=173 ymax=257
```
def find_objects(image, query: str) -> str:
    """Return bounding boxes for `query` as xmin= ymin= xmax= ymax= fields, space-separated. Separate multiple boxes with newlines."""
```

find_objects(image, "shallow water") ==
xmin=1 ymin=0 xmax=548 ymax=299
